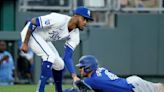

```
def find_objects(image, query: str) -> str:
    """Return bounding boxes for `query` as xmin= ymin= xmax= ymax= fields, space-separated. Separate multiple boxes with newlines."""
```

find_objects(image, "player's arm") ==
xmin=21 ymin=17 xmax=40 ymax=53
xmin=63 ymin=45 xmax=80 ymax=82
xmin=74 ymin=80 xmax=92 ymax=92
xmin=21 ymin=13 xmax=55 ymax=53
xmin=64 ymin=80 xmax=93 ymax=92
xmin=63 ymin=29 xmax=80 ymax=82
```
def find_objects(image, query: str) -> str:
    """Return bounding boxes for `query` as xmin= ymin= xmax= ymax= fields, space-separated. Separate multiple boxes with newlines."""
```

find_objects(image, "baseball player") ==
xmin=64 ymin=55 xmax=164 ymax=92
xmin=20 ymin=6 xmax=93 ymax=92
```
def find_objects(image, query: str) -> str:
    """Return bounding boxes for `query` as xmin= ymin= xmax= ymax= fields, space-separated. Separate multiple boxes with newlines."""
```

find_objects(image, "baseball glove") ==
xmin=73 ymin=80 xmax=92 ymax=92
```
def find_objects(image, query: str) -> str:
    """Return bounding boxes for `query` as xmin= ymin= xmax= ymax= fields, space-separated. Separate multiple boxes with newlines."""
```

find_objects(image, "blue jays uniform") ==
xmin=84 ymin=67 xmax=134 ymax=92
xmin=83 ymin=68 xmax=164 ymax=92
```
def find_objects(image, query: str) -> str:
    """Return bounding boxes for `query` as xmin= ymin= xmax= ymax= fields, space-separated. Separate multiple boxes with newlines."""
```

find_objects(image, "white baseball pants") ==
xmin=126 ymin=75 xmax=164 ymax=92
xmin=20 ymin=22 xmax=64 ymax=70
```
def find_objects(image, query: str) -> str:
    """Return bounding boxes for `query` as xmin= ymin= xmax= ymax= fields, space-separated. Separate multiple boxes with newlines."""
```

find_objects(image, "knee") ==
xmin=52 ymin=58 xmax=64 ymax=70
xmin=43 ymin=55 xmax=65 ymax=70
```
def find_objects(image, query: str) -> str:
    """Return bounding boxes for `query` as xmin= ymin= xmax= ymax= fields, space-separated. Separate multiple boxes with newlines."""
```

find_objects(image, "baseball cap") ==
xmin=73 ymin=6 xmax=93 ymax=21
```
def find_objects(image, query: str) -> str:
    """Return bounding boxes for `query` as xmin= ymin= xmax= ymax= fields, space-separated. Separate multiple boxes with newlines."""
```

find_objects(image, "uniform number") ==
xmin=105 ymin=70 xmax=119 ymax=80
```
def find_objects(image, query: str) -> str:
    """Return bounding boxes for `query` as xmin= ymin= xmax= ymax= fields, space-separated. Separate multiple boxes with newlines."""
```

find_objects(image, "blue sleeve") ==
xmin=63 ymin=45 xmax=76 ymax=74
xmin=84 ymin=78 xmax=94 ymax=89
xmin=35 ymin=17 xmax=40 ymax=26
xmin=29 ymin=17 xmax=40 ymax=32
xmin=84 ymin=78 xmax=93 ymax=85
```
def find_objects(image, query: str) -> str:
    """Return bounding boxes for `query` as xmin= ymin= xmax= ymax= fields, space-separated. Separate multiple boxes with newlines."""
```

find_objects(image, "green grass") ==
xmin=0 ymin=84 xmax=71 ymax=92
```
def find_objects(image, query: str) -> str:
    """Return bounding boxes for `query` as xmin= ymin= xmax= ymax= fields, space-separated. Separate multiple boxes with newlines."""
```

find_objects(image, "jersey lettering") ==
xmin=105 ymin=70 xmax=119 ymax=80
xmin=48 ymin=31 xmax=61 ymax=40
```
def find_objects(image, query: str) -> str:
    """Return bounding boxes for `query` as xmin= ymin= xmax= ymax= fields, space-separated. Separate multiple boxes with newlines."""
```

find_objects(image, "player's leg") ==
xmin=127 ymin=75 xmax=164 ymax=92
xmin=52 ymin=69 xmax=63 ymax=92
xmin=28 ymin=33 xmax=58 ymax=92
xmin=36 ymin=61 xmax=52 ymax=92
xmin=126 ymin=75 xmax=151 ymax=92
xmin=47 ymin=42 xmax=64 ymax=92
xmin=20 ymin=22 xmax=55 ymax=92
xmin=139 ymin=78 xmax=164 ymax=92
xmin=154 ymin=83 xmax=164 ymax=92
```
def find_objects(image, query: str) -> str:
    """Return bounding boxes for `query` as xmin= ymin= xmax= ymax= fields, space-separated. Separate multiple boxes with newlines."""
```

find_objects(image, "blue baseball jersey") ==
xmin=84 ymin=67 xmax=134 ymax=92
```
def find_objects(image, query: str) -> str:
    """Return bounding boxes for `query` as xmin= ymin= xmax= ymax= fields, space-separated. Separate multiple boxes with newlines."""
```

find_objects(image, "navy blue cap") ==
xmin=73 ymin=6 xmax=93 ymax=21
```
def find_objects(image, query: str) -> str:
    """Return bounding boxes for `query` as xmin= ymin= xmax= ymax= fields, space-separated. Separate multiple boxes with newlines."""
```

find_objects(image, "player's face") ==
xmin=78 ymin=67 xmax=88 ymax=77
xmin=77 ymin=16 xmax=88 ymax=31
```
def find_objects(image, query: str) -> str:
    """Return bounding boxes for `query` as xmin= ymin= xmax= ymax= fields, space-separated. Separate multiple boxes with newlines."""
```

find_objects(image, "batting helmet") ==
xmin=73 ymin=6 xmax=93 ymax=21
xmin=76 ymin=55 xmax=98 ymax=73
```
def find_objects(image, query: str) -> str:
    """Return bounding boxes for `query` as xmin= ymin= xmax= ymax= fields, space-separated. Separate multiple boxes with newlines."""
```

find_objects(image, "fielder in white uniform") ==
xmin=20 ymin=6 xmax=93 ymax=92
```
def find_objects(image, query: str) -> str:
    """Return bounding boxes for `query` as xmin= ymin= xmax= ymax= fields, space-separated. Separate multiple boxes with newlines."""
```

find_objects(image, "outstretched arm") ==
xmin=63 ymin=45 xmax=80 ymax=82
xmin=21 ymin=18 xmax=40 ymax=53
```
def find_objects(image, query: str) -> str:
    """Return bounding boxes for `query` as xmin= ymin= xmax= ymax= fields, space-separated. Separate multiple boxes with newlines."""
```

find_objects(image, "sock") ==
xmin=52 ymin=69 xmax=63 ymax=92
xmin=37 ymin=61 xmax=53 ymax=92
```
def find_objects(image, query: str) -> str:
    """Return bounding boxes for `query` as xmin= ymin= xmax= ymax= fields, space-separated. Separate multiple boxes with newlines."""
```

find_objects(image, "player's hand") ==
xmin=20 ymin=43 xmax=28 ymax=53
xmin=73 ymin=76 xmax=80 ymax=82
xmin=72 ymin=74 xmax=80 ymax=82
xmin=2 ymin=55 xmax=9 ymax=61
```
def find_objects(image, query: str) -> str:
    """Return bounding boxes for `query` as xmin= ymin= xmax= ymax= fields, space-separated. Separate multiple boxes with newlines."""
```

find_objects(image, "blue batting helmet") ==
xmin=76 ymin=55 xmax=98 ymax=73
xmin=73 ymin=6 xmax=93 ymax=21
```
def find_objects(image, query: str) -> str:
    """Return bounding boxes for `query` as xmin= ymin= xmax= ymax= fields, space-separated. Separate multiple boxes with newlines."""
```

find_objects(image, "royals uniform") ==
xmin=21 ymin=13 xmax=79 ymax=92
xmin=21 ymin=13 xmax=80 ymax=70
xmin=21 ymin=6 xmax=93 ymax=92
